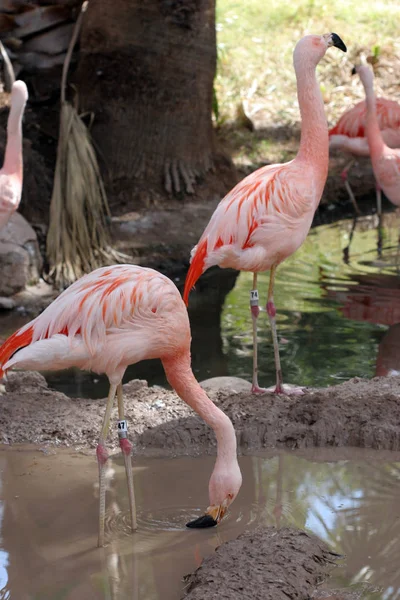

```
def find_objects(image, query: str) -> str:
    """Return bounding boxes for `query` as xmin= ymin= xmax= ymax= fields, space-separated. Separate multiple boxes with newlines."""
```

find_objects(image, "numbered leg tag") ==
xmin=250 ymin=289 xmax=259 ymax=307
xmin=117 ymin=419 xmax=128 ymax=438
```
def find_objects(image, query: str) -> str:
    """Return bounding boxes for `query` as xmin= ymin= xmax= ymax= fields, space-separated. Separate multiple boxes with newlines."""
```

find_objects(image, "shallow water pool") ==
xmin=0 ymin=446 xmax=398 ymax=599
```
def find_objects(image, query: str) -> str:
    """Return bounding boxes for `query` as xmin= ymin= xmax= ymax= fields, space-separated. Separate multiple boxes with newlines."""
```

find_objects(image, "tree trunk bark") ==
xmin=75 ymin=0 xmax=233 ymax=210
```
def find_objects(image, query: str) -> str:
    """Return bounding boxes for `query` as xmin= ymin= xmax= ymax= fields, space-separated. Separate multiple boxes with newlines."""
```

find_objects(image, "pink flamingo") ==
xmin=0 ymin=264 xmax=242 ymax=546
xmin=329 ymin=82 xmax=400 ymax=215
xmin=352 ymin=65 xmax=400 ymax=209
xmin=0 ymin=80 xmax=28 ymax=230
xmin=183 ymin=33 xmax=347 ymax=394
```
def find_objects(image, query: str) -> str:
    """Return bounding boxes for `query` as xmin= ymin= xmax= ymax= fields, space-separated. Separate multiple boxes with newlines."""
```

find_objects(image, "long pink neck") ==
xmin=363 ymin=78 xmax=385 ymax=158
xmin=162 ymin=353 xmax=238 ymax=465
xmin=3 ymin=95 xmax=24 ymax=176
xmin=295 ymin=59 xmax=329 ymax=193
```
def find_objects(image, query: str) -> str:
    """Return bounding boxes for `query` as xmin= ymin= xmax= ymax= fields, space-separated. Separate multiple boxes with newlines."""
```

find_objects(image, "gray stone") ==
xmin=0 ymin=212 xmax=42 ymax=296
xmin=200 ymin=376 xmax=252 ymax=394
xmin=0 ymin=296 xmax=16 ymax=310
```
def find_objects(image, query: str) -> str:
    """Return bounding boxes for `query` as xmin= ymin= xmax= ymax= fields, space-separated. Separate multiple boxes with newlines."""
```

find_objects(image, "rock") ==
xmin=182 ymin=527 xmax=338 ymax=600
xmin=0 ymin=296 xmax=15 ymax=309
xmin=0 ymin=212 xmax=42 ymax=296
xmin=200 ymin=376 xmax=252 ymax=394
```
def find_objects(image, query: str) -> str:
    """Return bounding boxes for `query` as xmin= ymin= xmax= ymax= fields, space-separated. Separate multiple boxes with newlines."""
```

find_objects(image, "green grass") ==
xmin=215 ymin=0 xmax=400 ymax=131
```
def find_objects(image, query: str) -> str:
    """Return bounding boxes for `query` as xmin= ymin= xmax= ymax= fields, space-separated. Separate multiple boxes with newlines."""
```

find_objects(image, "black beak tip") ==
xmin=351 ymin=65 xmax=357 ymax=76
xmin=331 ymin=33 xmax=347 ymax=53
xmin=186 ymin=514 xmax=218 ymax=529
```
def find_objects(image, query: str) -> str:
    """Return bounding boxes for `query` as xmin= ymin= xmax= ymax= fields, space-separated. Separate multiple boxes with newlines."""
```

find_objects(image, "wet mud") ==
xmin=183 ymin=527 xmax=337 ymax=600
xmin=2 ymin=372 xmax=400 ymax=453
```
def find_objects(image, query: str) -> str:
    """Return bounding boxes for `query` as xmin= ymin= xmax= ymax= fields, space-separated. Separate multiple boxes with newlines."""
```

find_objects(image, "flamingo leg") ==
xmin=266 ymin=268 xmax=304 ymax=396
xmin=250 ymin=272 xmax=267 ymax=393
xmin=266 ymin=265 xmax=284 ymax=393
xmin=117 ymin=383 xmax=137 ymax=533
xmin=341 ymin=159 xmax=361 ymax=215
xmin=376 ymin=184 xmax=382 ymax=216
xmin=97 ymin=383 xmax=117 ymax=548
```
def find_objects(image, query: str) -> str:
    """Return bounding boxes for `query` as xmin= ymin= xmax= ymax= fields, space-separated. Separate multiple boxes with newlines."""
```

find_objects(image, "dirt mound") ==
xmin=182 ymin=526 xmax=338 ymax=600
xmin=1 ymin=371 xmax=400 ymax=453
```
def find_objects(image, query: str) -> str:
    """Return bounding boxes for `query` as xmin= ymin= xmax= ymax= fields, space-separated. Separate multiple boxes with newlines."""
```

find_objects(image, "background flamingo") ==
xmin=0 ymin=264 xmax=242 ymax=546
xmin=329 ymin=84 xmax=400 ymax=215
xmin=183 ymin=33 xmax=347 ymax=395
xmin=353 ymin=65 xmax=400 ymax=209
xmin=0 ymin=80 xmax=28 ymax=230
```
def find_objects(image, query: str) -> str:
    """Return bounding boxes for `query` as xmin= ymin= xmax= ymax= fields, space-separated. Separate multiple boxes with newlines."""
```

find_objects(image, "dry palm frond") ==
xmin=0 ymin=39 xmax=15 ymax=92
xmin=46 ymin=0 xmax=126 ymax=289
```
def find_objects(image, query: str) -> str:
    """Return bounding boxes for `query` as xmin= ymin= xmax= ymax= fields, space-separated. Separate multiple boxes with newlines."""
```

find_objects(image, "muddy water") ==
xmin=0 ymin=447 xmax=399 ymax=599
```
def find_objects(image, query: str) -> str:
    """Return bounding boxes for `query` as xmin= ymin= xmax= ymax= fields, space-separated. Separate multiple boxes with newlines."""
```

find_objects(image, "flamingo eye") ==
xmin=151 ymin=307 xmax=157 ymax=313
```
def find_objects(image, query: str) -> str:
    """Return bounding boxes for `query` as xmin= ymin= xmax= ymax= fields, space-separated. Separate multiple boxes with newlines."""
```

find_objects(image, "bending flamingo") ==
xmin=0 ymin=80 xmax=28 ymax=230
xmin=0 ymin=265 xmax=242 ymax=546
xmin=353 ymin=65 xmax=400 ymax=208
xmin=329 ymin=84 xmax=400 ymax=214
xmin=183 ymin=33 xmax=347 ymax=394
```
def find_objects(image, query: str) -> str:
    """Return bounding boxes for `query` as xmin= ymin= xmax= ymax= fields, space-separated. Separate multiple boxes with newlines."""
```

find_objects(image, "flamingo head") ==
xmin=186 ymin=459 xmax=242 ymax=529
xmin=352 ymin=64 xmax=374 ymax=90
xmin=11 ymin=80 xmax=28 ymax=106
xmin=294 ymin=33 xmax=347 ymax=67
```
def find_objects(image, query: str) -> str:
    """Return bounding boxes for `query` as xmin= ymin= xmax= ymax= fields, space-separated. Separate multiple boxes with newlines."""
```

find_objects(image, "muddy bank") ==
xmin=1 ymin=372 xmax=400 ymax=452
xmin=182 ymin=527 xmax=338 ymax=600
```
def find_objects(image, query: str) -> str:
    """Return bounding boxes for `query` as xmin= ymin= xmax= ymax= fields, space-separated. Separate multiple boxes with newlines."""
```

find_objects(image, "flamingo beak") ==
xmin=329 ymin=33 xmax=347 ymax=53
xmin=186 ymin=497 xmax=230 ymax=529
xmin=351 ymin=65 xmax=357 ymax=76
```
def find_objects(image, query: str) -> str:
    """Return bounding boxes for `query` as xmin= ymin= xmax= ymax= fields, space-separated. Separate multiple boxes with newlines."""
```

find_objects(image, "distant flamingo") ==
xmin=0 ymin=265 xmax=242 ymax=546
xmin=0 ymin=80 xmax=28 ymax=230
xmin=329 ymin=83 xmax=400 ymax=215
xmin=183 ymin=33 xmax=347 ymax=394
xmin=353 ymin=65 xmax=400 ymax=209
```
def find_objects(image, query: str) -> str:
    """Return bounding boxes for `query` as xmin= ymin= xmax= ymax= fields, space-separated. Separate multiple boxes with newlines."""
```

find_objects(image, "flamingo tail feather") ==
xmin=0 ymin=325 xmax=34 ymax=378
xmin=183 ymin=240 xmax=208 ymax=306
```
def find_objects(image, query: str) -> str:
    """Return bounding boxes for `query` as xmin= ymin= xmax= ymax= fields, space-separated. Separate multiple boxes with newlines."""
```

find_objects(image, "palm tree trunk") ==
xmin=75 ymin=0 xmax=232 ymax=209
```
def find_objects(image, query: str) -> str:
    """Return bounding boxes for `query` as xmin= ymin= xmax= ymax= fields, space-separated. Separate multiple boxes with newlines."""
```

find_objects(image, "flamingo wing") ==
xmin=183 ymin=161 xmax=316 ymax=303
xmin=0 ymin=265 xmax=179 ymax=376
xmin=0 ymin=173 xmax=21 ymax=227
xmin=329 ymin=98 xmax=400 ymax=138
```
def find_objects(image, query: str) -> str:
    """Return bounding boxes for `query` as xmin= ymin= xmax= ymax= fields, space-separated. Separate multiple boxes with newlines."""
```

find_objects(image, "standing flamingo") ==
xmin=352 ymin=65 xmax=400 ymax=208
xmin=0 ymin=265 xmax=242 ymax=546
xmin=0 ymin=80 xmax=28 ymax=230
xmin=183 ymin=33 xmax=347 ymax=394
xmin=329 ymin=87 xmax=400 ymax=215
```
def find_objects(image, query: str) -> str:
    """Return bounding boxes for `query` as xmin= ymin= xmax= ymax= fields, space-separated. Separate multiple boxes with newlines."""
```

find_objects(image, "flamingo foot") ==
xmin=266 ymin=383 xmax=305 ymax=396
xmin=251 ymin=384 xmax=269 ymax=394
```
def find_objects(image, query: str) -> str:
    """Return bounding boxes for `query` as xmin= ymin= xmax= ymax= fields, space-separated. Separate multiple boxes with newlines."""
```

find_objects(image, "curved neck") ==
xmin=3 ymin=96 xmax=24 ymax=176
xmin=363 ymin=79 xmax=385 ymax=157
xmin=162 ymin=354 xmax=237 ymax=464
xmin=295 ymin=60 xmax=329 ymax=177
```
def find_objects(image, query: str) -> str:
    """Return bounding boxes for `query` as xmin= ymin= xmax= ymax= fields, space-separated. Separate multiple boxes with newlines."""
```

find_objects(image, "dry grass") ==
xmin=46 ymin=1 xmax=125 ymax=289
xmin=216 ymin=0 xmax=400 ymax=165
xmin=46 ymin=103 xmax=124 ymax=288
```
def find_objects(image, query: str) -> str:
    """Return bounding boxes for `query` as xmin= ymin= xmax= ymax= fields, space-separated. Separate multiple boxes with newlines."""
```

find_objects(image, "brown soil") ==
xmin=2 ymin=371 xmax=400 ymax=453
xmin=182 ymin=526 xmax=338 ymax=600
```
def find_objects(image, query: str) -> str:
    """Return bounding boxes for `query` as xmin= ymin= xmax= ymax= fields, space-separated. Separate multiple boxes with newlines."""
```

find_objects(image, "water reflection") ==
xmin=0 ymin=448 xmax=400 ymax=599
xmin=325 ymin=272 xmax=400 ymax=377
xmin=221 ymin=212 xmax=400 ymax=388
